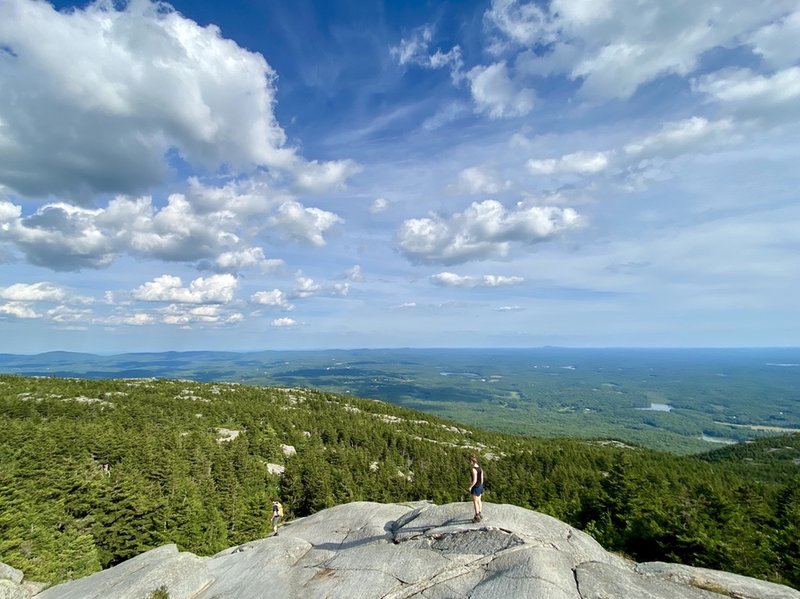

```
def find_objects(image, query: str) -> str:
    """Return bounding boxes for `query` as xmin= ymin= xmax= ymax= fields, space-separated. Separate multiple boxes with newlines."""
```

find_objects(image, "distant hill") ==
xmin=1 ymin=374 xmax=798 ymax=590
xmin=1 ymin=347 xmax=798 ymax=454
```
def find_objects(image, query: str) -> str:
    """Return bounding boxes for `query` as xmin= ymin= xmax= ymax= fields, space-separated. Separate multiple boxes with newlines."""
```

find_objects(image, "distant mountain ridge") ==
xmin=1 ymin=347 xmax=797 ymax=454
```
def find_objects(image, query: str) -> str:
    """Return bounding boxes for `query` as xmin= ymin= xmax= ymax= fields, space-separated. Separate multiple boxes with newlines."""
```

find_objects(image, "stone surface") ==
xmin=0 ymin=580 xmax=29 ymax=599
xmin=0 ymin=564 xmax=23 ymax=586
xmin=28 ymin=501 xmax=800 ymax=599
xmin=36 ymin=544 xmax=213 ymax=599
xmin=637 ymin=562 xmax=800 ymax=599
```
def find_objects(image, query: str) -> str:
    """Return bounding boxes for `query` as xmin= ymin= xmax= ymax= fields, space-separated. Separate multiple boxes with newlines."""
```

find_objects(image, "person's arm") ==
xmin=468 ymin=466 xmax=477 ymax=491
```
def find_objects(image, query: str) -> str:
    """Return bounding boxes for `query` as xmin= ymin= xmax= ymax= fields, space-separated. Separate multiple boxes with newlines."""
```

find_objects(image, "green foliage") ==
xmin=0 ymin=374 xmax=798 ymax=590
xmin=147 ymin=586 xmax=170 ymax=599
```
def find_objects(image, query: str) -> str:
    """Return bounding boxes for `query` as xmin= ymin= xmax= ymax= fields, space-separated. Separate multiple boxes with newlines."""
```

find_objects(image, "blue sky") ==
xmin=0 ymin=0 xmax=798 ymax=353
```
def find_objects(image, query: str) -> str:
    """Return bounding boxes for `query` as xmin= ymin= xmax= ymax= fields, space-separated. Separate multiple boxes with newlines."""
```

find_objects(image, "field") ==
xmin=1 ymin=347 xmax=798 ymax=453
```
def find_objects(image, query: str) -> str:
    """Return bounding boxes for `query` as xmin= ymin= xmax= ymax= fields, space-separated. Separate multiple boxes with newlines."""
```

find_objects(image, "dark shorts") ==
xmin=471 ymin=485 xmax=484 ymax=496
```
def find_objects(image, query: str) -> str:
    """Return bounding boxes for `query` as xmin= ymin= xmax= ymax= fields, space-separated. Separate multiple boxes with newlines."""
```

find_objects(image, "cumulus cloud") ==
xmin=293 ymin=159 xmax=363 ymax=194
xmin=452 ymin=167 xmax=511 ymax=195
xmin=370 ymin=198 xmax=389 ymax=214
xmin=0 ymin=0 xmax=301 ymax=199
xmin=390 ymin=24 xmax=464 ymax=82
xmin=746 ymin=9 xmax=800 ymax=68
xmin=293 ymin=275 xmax=321 ymax=299
xmin=342 ymin=265 xmax=363 ymax=281
xmin=160 ymin=304 xmax=243 ymax=326
xmin=392 ymin=302 xmax=417 ymax=310
xmin=0 ymin=0 xmax=363 ymax=208
xmin=693 ymin=67 xmax=800 ymax=122
xmin=213 ymin=248 xmax=283 ymax=273
xmin=431 ymin=272 xmax=525 ymax=287
xmin=271 ymin=317 xmax=297 ymax=327
xmin=266 ymin=200 xmax=343 ymax=246
xmin=251 ymin=289 xmax=294 ymax=311
xmin=495 ymin=0 xmax=794 ymax=100
xmin=468 ymin=62 xmax=535 ymax=118
xmin=0 ymin=281 xmax=66 ymax=302
xmin=133 ymin=274 xmax=238 ymax=304
xmin=47 ymin=305 xmax=92 ymax=323
xmin=484 ymin=0 xmax=559 ymax=50
xmin=624 ymin=117 xmax=739 ymax=159
xmin=398 ymin=199 xmax=582 ymax=264
xmin=0 ymin=199 xmax=22 ymax=222
xmin=99 ymin=312 xmax=156 ymax=327
xmin=1 ymin=202 xmax=116 ymax=270
xmin=0 ymin=302 xmax=39 ymax=319
xmin=0 ymin=176 xmax=345 ymax=271
xmin=528 ymin=151 xmax=611 ymax=175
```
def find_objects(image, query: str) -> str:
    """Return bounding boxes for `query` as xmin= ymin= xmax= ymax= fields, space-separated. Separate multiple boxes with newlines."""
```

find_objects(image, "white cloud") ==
xmin=266 ymin=200 xmax=343 ymax=246
xmin=214 ymin=247 xmax=283 ymax=273
xmin=484 ymin=0 xmax=559 ymax=49
xmin=160 ymin=304 xmax=242 ymax=326
xmin=501 ymin=0 xmax=795 ymax=100
xmin=0 ymin=199 xmax=22 ymax=223
xmin=133 ymin=274 xmax=237 ymax=304
xmin=398 ymin=199 xmax=582 ymax=264
xmin=393 ymin=302 xmax=417 ymax=310
xmin=0 ymin=0 xmax=299 ymax=199
xmin=0 ymin=302 xmax=39 ymax=319
xmin=468 ymin=62 xmax=535 ymax=119
xmin=528 ymin=151 xmax=611 ymax=175
xmin=422 ymin=101 xmax=470 ymax=131
xmin=0 ymin=176 xmax=345 ymax=271
xmin=370 ymin=198 xmax=389 ymax=214
xmin=100 ymin=312 xmax=157 ymax=326
xmin=452 ymin=167 xmax=511 ymax=195
xmin=693 ymin=67 xmax=800 ymax=122
xmin=431 ymin=272 xmax=525 ymax=287
xmin=292 ymin=159 xmax=363 ymax=194
xmin=332 ymin=282 xmax=350 ymax=296
xmin=343 ymin=265 xmax=364 ymax=282
xmin=271 ymin=317 xmax=297 ymax=327
xmin=391 ymin=25 xmax=435 ymax=66
xmin=293 ymin=275 xmax=321 ymax=299
xmin=1 ymin=202 xmax=115 ymax=270
xmin=47 ymin=305 xmax=92 ymax=323
xmin=495 ymin=305 xmax=525 ymax=311
xmin=251 ymin=289 xmax=294 ymax=311
xmin=624 ymin=117 xmax=739 ymax=159
xmin=0 ymin=281 xmax=66 ymax=302
xmin=746 ymin=9 xmax=800 ymax=68
xmin=390 ymin=24 xmax=463 ymax=82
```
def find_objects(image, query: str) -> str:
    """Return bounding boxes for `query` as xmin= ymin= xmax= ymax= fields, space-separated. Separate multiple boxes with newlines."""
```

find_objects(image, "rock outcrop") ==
xmin=15 ymin=501 xmax=800 ymax=599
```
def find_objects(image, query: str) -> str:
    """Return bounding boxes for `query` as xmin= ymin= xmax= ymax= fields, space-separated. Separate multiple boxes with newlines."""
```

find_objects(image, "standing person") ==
xmin=467 ymin=455 xmax=484 ymax=523
xmin=271 ymin=498 xmax=283 ymax=536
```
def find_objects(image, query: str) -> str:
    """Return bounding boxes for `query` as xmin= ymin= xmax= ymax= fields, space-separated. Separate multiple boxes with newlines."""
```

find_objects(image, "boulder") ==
xmin=0 ymin=564 xmax=23 ymax=585
xmin=30 ymin=501 xmax=800 ymax=599
xmin=35 ymin=545 xmax=212 ymax=599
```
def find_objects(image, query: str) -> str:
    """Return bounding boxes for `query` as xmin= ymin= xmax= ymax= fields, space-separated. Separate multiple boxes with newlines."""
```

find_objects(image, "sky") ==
xmin=0 ymin=0 xmax=798 ymax=353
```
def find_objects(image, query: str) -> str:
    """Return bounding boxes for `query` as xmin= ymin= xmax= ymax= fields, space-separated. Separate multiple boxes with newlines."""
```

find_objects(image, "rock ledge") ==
xmin=11 ymin=501 xmax=799 ymax=599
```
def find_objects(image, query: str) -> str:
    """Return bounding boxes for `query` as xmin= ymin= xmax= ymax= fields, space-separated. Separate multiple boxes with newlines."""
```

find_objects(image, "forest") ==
xmin=1 ymin=374 xmax=798 ymax=590
xmin=2 ymin=347 xmax=797 ymax=454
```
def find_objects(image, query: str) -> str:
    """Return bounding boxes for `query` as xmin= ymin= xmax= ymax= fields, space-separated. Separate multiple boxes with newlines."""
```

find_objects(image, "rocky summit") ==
xmin=7 ymin=501 xmax=799 ymax=599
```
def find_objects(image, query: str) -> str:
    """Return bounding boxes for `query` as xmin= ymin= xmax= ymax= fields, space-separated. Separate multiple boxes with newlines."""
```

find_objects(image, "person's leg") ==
xmin=476 ymin=493 xmax=482 ymax=517
xmin=471 ymin=493 xmax=480 ymax=521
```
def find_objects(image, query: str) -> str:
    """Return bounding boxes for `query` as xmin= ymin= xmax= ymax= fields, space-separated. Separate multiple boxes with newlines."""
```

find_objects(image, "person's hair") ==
xmin=469 ymin=454 xmax=477 ymax=463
